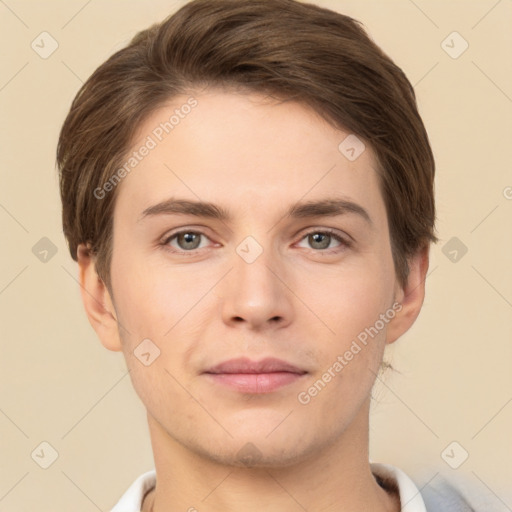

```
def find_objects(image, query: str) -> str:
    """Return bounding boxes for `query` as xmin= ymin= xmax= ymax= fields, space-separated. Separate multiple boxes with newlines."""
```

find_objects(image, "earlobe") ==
xmin=76 ymin=244 xmax=122 ymax=352
xmin=386 ymin=245 xmax=430 ymax=345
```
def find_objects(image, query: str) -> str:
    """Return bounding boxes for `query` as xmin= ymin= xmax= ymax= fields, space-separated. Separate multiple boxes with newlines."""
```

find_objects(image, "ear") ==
xmin=76 ymin=244 xmax=122 ymax=352
xmin=386 ymin=245 xmax=430 ymax=345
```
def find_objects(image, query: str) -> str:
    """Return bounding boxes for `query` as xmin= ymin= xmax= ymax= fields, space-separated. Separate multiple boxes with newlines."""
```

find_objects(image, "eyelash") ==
xmin=160 ymin=228 xmax=352 ymax=256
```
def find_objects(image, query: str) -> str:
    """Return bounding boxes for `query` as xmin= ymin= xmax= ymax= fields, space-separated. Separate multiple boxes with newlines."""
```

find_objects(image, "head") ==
xmin=57 ymin=0 xmax=436 ymax=467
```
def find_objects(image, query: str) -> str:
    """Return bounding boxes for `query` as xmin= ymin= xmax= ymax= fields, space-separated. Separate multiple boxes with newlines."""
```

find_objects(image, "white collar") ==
xmin=110 ymin=462 xmax=428 ymax=511
xmin=370 ymin=462 xmax=427 ymax=512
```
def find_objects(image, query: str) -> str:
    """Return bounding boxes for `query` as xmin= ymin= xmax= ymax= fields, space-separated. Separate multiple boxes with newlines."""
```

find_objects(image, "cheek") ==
xmin=297 ymin=253 xmax=394 ymax=395
xmin=110 ymin=267 xmax=195 ymax=409
xmin=304 ymin=258 xmax=394 ymax=340
xmin=110 ymin=248 xmax=191 ymax=335
xmin=109 ymin=257 xmax=212 ymax=394
xmin=296 ymin=272 xmax=391 ymax=421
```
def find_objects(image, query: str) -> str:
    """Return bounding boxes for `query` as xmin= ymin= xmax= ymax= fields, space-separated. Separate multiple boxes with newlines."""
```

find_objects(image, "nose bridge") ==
xmin=219 ymin=232 xmax=292 ymax=328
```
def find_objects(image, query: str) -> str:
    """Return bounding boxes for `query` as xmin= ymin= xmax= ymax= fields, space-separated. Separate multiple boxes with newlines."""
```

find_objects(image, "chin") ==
xmin=201 ymin=440 xmax=311 ymax=469
xmin=187 ymin=426 xmax=319 ymax=470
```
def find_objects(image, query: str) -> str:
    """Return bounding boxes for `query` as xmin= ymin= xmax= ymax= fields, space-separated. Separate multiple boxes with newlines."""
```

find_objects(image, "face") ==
xmin=97 ymin=89 xmax=411 ymax=467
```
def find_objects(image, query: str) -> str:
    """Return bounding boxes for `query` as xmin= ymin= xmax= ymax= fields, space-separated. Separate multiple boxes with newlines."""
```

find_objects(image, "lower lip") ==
xmin=204 ymin=372 xmax=305 ymax=393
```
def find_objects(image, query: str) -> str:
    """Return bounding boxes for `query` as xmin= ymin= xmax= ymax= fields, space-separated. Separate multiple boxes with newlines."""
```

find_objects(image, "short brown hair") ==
xmin=57 ymin=0 xmax=437 ymax=291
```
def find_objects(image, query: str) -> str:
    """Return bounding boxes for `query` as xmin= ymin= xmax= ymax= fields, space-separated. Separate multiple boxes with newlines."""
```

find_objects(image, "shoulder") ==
xmin=421 ymin=475 xmax=476 ymax=512
xmin=422 ymin=473 xmax=509 ymax=512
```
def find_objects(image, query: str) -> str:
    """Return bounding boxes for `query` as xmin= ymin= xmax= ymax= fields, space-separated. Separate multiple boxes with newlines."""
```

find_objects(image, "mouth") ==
xmin=203 ymin=357 xmax=308 ymax=394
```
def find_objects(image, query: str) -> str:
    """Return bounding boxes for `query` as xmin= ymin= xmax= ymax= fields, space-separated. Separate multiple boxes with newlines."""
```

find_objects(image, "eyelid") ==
xmin=295 ymin=226 xmax=352 ymax=243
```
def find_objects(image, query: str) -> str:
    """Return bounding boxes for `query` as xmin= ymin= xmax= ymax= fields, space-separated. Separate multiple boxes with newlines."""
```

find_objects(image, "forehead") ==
xmin=113 ymin=89 xmax=387 ymax=227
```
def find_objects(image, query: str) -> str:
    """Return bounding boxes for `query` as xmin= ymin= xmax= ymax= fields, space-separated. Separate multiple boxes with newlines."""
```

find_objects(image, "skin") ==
xmin=77 ymin=88 xmax=429 ymax=512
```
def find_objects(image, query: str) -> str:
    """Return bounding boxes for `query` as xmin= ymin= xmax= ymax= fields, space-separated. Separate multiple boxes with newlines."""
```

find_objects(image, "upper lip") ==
xmin=204 ymin=357 xmax=307 ymax=375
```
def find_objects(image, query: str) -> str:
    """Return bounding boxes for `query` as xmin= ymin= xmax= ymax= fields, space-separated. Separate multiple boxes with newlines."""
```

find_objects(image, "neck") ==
xmin=143 ymin=398 xmax=400 ymax=512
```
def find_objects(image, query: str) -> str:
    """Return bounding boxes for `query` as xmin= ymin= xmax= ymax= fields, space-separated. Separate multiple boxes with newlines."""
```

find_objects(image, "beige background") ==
xmin=1 ymin=0 xmax=511 ymax=510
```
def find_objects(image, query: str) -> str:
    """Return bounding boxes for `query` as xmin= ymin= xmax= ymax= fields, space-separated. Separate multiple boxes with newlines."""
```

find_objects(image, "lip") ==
xmin=203 ymin=357 xmax=307 ymax=394
xmin=205 ymin=357 xmax=306 ymax=375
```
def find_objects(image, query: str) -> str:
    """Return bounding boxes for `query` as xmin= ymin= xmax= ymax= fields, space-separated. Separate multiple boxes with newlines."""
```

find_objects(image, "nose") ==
xmin=219 ymin=244 xmax=294 ymax=331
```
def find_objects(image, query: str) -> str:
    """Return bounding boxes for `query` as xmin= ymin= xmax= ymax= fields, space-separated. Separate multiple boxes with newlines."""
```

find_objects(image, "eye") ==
xmin=296 ymin=229 xmax=350 ymax=253
xmin=163 ymin=230 xmax=211 ymax=252
xmin=161 ymin=228 xmax=351 ymax=255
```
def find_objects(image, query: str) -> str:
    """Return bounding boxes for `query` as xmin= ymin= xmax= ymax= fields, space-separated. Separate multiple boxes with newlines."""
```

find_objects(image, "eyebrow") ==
xmin=139 ymin=197 xmax=373 ymax=226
